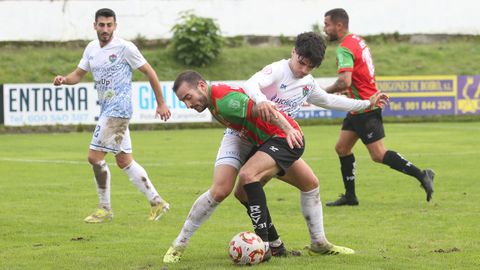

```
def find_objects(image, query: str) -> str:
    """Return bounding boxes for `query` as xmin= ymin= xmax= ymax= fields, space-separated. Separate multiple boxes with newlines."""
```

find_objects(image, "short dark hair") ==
xmin=325 ymin=8 xmax=349 ymax=29
xmin=294 ymin=32 xmax=326 ymax=68
xmin=95 ymin=8 xmax=116 ymax=22
xmin=173 ymin=70 xmax=206 ymax=92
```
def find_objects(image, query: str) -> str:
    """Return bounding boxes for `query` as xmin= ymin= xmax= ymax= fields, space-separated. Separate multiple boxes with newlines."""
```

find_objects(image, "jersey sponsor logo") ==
xmin=91 ymin=64 xmax=123 ymax=73
xmin=272 ymin=97 xmax=299 ymax=107
xmin=109 ymin=54 xmax=117 ymax=63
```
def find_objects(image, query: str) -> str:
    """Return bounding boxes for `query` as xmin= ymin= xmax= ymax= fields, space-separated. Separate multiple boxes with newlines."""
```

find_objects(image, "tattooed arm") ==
xmin=324 ymin=71 xmax=352 ymax=94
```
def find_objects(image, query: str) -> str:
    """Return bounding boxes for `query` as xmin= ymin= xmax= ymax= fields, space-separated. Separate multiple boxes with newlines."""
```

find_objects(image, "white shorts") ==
xmin=215 ymin=128 xmax=255 ymax=170
xmin=89 ymin=116 xmax=132 ymax=155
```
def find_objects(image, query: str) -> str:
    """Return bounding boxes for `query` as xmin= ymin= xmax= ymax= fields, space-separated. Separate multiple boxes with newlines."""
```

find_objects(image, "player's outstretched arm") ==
xmin=324 ymin=71 xmax=352 ymax=94
xmin=53 ymin=68 xmax=87 ymax=86
xmin=308 ymin=85 xmax=371 ymax=112
xmin=138 ymin=63 xmax=171 ymax=121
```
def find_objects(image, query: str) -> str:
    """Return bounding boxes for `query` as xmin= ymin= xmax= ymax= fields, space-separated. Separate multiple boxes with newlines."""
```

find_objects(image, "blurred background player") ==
xmin=162 ymin=33 xmax=388 ymax=263
xmin=53 ymin=8 xmax=171 ymax=222
xmin=165 ymin=70 xmax=357 ymax=263
xmin=322 ymin=8 xmax=435 ymax=206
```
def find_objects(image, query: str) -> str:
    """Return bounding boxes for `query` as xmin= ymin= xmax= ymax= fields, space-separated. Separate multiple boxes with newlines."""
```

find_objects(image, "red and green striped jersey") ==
xmin=208 ymin=83 xmax=302 ymax=146
xmin=336 ymin=33 xmax=379 ymax=112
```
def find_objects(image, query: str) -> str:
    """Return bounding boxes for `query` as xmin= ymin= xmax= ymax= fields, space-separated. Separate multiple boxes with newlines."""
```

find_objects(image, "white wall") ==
xmin=0 ymin=0 xmax=478 ymax=41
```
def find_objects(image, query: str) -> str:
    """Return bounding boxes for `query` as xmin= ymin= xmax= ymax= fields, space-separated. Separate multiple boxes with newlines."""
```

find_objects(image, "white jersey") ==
xmin=78 ymin=37 xmax=147 ymax=118
xmin=243 ymin=59 xmax=371 ymax=118
xmin=216 ymin=59 xmax=373 ymax=169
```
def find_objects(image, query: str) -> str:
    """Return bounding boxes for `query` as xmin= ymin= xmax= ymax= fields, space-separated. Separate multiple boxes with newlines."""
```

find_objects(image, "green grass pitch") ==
xmin=1 ymin=122 xmax=479 ymax=269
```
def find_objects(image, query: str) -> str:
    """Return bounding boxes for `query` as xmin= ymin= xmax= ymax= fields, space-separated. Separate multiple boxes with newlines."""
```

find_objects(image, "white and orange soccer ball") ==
xmin=228 ymin=231 xmax=266 ymax=265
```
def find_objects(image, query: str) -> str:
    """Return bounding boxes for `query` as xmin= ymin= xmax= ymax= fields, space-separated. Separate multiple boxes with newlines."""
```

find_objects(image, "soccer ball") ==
xmin=228 ymin=231 xmax=265 ymax=265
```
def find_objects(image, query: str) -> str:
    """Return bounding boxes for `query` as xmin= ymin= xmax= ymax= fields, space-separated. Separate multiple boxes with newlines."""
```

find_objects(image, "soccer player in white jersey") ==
xmin=163 ymin=32 xmax=388 ymax=263
xmin=53 ymin=8 xmax=171 ymax=223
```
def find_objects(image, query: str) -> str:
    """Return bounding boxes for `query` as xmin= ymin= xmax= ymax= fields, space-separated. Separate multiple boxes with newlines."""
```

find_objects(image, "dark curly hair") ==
xmin=294 ymin=32 xmax=326 ymax=68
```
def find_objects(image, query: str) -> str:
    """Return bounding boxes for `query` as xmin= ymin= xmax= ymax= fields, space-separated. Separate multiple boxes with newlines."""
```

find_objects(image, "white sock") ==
xmin=92 ymin=160 xmax=111 ymax=210
xmin=300 ymin=187 xmax=328 ymax=246
xmin=123 ymin=160 xmax=162 ymax=205
xmin=173 ymin=190 xmax=219 ymax=248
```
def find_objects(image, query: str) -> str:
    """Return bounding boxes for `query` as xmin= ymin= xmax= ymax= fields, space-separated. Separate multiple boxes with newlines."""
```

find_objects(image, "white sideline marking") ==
xmin=1 ymin=150 xmax=478 ymax=166
xmin=0 ymin=157 xmax=211 ymax=167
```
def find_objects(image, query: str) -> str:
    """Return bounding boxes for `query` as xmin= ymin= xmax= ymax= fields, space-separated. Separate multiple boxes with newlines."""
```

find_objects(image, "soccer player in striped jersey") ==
xmin=163 ymin=32 xmax=388 ymax=263
xmin=165 ymin=70 xmax=357 ymax=262
xmin=322 ymin=8 xmax=434 ymax=206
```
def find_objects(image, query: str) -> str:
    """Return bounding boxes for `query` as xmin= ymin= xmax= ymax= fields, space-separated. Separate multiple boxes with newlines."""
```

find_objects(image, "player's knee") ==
xmin=302 ymin=177 xmax=319 ymax=192
xmin=210 ymin=187 xmax=231 ymax=202
xmin=87 ymin=156 xmax=101 ymax=166
xmin=238 ymin=170 xmax=255 ymax=185
xmin=370 ymin=152 xmax=384 ymax=163
xmin=115 ymin=158 xmax=131 ymax=169
xmin=335 ymin=143 xmax=349 ymax=156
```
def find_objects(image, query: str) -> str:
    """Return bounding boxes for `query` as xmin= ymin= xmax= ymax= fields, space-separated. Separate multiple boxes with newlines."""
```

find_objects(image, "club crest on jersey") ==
xmin=228 ymin=99 xmax=241 ymax=110
xmin=280 ymin=84 xmax=287 ymax=90
xmin=109 ymin=54 xmax=117 ymax=63
xmin=302 ymin=85 xmax=313 ymax=96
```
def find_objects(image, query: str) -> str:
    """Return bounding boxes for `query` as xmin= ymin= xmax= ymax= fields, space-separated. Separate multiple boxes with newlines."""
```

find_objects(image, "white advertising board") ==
xmin=3 ymin=82 xmax=212 ymax=126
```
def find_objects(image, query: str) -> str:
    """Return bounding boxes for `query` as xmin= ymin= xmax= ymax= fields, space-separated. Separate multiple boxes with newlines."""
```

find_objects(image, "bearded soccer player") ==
xmin=323 ymin=8 xmax=435 ymax=206
xmin=163 ymin=33 xmax=389 ymax=263
xmin=53 ymin=8 xmax=171 ymax=222
xmin=164 ymin=70 xmax=358 ymax=263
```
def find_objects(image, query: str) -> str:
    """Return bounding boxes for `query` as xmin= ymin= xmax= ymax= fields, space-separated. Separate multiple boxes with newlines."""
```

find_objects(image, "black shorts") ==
xmin=342 ymin=109 xmax=385 ymax=144
xmin=247 ymin=137 xmax=305 ymax=176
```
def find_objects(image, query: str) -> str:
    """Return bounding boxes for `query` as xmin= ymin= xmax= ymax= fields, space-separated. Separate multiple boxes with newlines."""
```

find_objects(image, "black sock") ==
xmin=243 ymin=182 xmax=269 ymax=242
xmin=340 ymin=154 xmax=356 ymax=198
xmin=241 ymin=201 xmax=279 ymax=243
xmin=382 ymin=150 xmax=424 ymax=181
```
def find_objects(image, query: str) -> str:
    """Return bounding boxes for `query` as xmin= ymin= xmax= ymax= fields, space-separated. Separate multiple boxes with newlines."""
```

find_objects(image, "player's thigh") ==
xmin=90 ymin=116 xmax=132 ymax=155
xmin=365 ymin=138 xmax=387 ymax=162
xmin=238 ymin=151 xmax=279 ymax=185
xmin=215 ymin=129 xmax=253 ymax=170
xmin=88 ymin=149 xmax=107 ymax=164
xmin=210 ymin=164 xmax=239 ymax=202
xmin=335 ymin=130 xmax=359 ymax=156
xmin=277 ymin=158 xmax=318 ymax=192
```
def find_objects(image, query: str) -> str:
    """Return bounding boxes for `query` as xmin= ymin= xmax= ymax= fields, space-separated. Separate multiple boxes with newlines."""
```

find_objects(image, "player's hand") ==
xmin=369 ymin=92 xmax=389 ymax=109
xmin=155 ymin=102 xmax=171 ymax=121
xmin=285 ymin=129 xmax=303 ymax=149
xmin=256 ymin=101 xmax=278 ymax=122
xmin=53 ymin=75 xmax=66 ymax=86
